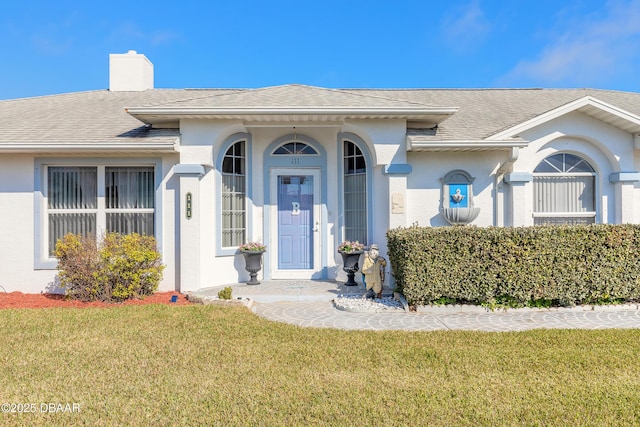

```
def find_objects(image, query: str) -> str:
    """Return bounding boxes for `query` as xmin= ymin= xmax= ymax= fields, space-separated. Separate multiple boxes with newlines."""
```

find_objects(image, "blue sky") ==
xmin=1 ymin=0 xmax=640 ymax=99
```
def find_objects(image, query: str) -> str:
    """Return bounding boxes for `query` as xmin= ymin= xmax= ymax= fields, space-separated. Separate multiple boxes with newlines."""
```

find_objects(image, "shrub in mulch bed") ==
xmin=0 ymin=292 xmax=192 ymax=309
xmin=54 ymin=232 xmax=165 ymax=303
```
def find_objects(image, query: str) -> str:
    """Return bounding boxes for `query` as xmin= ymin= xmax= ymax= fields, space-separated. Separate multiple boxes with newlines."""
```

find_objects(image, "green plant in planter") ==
xmin=218 ymin=286 xmax=233 ymax=300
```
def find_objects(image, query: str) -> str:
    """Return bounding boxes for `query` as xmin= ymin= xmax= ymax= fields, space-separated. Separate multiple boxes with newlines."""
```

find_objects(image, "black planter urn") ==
xmin=339 ymin=250 xmax=363 ymax=286
xmin=242 ymin=251 xmax=265 ymax=285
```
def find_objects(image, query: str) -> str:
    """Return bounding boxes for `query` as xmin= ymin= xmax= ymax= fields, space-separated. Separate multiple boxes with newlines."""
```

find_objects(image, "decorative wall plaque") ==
xmin=391 ymin=193 xmax=405 ymax=214
xmin=440 ymin=170 xmax=480 ymax=225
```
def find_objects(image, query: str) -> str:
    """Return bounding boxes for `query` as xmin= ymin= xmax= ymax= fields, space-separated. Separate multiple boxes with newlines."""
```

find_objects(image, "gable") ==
xmin=488 ymin=96 xmax=640 ymax=141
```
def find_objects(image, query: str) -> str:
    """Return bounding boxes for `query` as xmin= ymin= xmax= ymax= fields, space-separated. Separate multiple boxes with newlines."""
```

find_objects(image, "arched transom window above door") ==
xmin=272 ymin=142 xmax=319 ymax=155
xmin=533 ymin=153 xmax=596 ymax=225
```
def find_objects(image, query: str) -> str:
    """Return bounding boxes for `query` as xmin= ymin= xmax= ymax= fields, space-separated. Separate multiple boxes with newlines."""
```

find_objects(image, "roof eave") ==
xmin=407 ymin=137 xmax=528 ymax=152
xmin=125 ymin=106 xmax=459 ymax=125
xmin=0 ymin=140 xmax=179 ymax=154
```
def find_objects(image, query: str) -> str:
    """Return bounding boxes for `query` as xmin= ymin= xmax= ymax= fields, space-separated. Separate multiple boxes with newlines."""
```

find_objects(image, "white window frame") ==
xmin=34 ymin=158 xmax=162 ymax=269
xmin=532 ymin=153 xmax=596 ymax=225
xmin=271 ymin=141 xmax=320 ymax=156
xmin=337 ymin=133 xmax=373 ymax=247
xmin=220 ymin=140 xmax=246 ymax=249
xmin=343 ymin=140 xmax=368 ymax=244
xmin=47 ymin=166 xmax=99 ymax=256
xmin=104 ymin=166 xmax=156 ymax=237
xmin=215 ymin=133 xmax=252 ymax=256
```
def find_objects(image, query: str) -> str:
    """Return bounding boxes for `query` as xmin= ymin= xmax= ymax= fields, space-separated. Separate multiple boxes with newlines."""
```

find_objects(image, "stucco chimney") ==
xmin=109 ymin=50 xmax=154 ymax=92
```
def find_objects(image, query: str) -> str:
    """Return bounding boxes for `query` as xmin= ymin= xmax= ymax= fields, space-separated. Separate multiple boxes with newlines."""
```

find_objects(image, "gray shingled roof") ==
xmin=0 ymin=89 xmax=233 ymax=145
xmin=143 ymin=84 xmax=446 ymax=109
xmin=1 ymin=85 xmax=639 ymax=147
xmin=360 ymin=88 xmax=640 ymax=140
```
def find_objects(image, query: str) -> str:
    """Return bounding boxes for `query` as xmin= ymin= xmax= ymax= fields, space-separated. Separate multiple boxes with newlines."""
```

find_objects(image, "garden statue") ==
xmin=362 ymin=244 xmax=386 ymax=299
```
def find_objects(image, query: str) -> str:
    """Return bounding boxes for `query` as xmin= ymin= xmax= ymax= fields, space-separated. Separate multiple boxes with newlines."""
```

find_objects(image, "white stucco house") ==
xmin=2 ymin=50 xmax=640 ymax=294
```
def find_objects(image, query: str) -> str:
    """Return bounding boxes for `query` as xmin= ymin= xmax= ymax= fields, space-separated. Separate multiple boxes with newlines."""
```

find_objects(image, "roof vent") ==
xmin=109 ymin=50 xmax=154 ymax=92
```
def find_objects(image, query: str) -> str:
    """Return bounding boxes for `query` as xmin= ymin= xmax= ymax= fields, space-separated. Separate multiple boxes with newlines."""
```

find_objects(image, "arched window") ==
xmin=343 ymin=140 xmax=367 ymax=243
xmin=533 ymin=153 xmax=596 ymax=225
xmin=221 ymin=141 xmax=246 ymax=247
xmin=272 ymin=142 xmax=318 ymax=155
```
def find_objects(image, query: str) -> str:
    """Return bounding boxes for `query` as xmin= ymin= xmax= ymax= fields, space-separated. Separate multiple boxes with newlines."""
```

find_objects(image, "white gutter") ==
xmin=126 ymin=106 xmax=459 ymax=116
xmin=0 ymin=140 xmax=179 ymax=153
xmin=126 ymin=106 xmax=460 ymax=125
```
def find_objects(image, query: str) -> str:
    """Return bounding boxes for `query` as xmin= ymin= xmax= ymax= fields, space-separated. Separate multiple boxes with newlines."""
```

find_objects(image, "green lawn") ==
xmin=1 ymin=304 xmax=639 ymax=426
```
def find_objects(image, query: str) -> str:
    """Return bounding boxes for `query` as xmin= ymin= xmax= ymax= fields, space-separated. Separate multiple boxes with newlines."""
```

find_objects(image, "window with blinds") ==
xmin=48 ymin=167 xmax=97 ymax=255
xmin=47 ymin=166 xmax=155 ymax=255
xmin=533 ymin=153 xmax=596 ymax=225
xmin=344 ymin=141 xmax=367 ymax=244
xmin=105 ymin=167 xmax=155 ymax=235
xmin=221 ymin=141 xmax=246 ymax=247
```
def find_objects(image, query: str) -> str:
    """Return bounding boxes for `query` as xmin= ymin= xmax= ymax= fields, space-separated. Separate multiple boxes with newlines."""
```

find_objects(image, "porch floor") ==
xmin=190 ymin=280 xmax=385 ymax=303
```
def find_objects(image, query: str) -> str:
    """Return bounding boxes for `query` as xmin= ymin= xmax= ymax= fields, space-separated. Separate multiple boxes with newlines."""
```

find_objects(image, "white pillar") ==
xmin=383 ymin=164 xmax=412 ymax=290
xmin=384 ymin=164 xmax=412 ymax=229
xmin=610 ymin=172 xmax=640 ymax=224
xmin=388 ymin=175 xmax=408 ymax=229
xmin=174 ymin=164 xmax=206 ymax=292
xmin=505 ymin=172 xmax=533 ymax=227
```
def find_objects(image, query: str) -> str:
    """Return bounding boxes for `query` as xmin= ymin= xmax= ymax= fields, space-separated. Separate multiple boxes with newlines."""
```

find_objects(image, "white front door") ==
xmin=270 ymin=168 xmax=321 ymax=279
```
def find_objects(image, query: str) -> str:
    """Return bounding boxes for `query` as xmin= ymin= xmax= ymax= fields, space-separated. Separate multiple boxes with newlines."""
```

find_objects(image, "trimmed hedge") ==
xmin=386 ymin=224 xmax=640 ymax=307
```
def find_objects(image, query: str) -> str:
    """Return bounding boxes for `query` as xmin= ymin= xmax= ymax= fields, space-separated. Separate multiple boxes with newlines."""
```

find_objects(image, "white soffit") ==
xmin=406 ymin=137 xmax=527 ymax=152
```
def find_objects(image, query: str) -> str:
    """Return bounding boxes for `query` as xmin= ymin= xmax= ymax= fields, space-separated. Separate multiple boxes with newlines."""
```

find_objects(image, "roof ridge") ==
xmin=0 ymin=89 xmax=109 ymax=103
xmin=135 ymin=85 xmax=325 ymax=107
xmin=253 ymin=84 xmax=448 ymax=107
xmin=336 ymin=87 xmax=447 ymax=108
xmin=134 ymin=88 xmax=246 ymax=107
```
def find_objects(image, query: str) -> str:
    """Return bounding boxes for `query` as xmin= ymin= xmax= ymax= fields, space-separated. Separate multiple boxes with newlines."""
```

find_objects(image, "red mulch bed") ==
xmin=0 ymin=291 xmax=193 ymax=309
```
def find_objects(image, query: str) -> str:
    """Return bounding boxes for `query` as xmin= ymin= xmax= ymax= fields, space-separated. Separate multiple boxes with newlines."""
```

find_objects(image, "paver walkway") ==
xmin=192 ymin=280 xmax=640 ymax=332
xmin=253 ymin=301 xmax=640 ymax=331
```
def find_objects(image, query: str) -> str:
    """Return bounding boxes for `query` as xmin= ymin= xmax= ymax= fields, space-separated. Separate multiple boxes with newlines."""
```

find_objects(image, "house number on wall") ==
xmin=291 ymin=201 xmax=300 ymax=215
xmin=186 ymin=192 xmax=193 ymax=219
xmin=291 ymin=156 xmax=300 ymax=165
